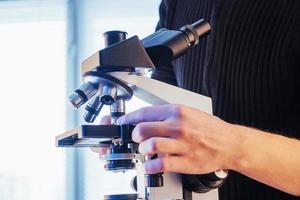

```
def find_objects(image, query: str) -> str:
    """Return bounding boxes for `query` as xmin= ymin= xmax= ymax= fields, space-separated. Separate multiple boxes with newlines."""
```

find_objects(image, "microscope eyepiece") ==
xmin=68 ymin=82 xmax=97 ymax=109
xmin=142 ymin=19 xmax=211 ymax=67
xmin=180 ymin=19 xmax=211 ymax=47
xmin=103 ymin=30 xmax=127 ymax=47
xmin=190 ymin=19 xmax=211 ymax=39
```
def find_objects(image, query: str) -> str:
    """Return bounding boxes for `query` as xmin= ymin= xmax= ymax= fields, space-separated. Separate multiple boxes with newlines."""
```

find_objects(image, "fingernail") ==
xmin=142 ymin=163 xmax=148 ymax=173
xmin=144 ymin=161 xmax=154 ymax=174
xmin=131 ymin=129 xmax=137 ymax=140
xmin=116 ymin=116 xmax=125 ymax=125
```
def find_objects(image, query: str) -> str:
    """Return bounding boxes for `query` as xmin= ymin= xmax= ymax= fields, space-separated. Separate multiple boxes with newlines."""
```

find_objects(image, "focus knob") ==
xmin=145 ymin=173 xmax=164 ymax=187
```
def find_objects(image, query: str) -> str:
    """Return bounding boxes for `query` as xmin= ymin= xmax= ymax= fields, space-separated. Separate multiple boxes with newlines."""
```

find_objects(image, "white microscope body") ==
xmin=56 ymin=19 xmax=227 ymax=200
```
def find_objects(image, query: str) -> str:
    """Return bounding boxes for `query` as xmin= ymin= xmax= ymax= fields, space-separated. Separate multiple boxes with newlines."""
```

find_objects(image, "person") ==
xmin=93 ymin=0 xmax=300 ymax=199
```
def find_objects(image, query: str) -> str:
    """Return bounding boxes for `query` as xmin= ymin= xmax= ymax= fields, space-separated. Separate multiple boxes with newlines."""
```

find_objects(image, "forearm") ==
xmin=117 ymin=104 xmax=300 ymax=196
xmin=227 ymin=125 xmax=300 ymax=196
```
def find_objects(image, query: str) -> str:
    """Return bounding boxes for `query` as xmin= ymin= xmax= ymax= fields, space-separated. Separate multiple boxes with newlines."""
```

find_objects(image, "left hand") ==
xmin=116 ymin=104 xmax=240 ymax=175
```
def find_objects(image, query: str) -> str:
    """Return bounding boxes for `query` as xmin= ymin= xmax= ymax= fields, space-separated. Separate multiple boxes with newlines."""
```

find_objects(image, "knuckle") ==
xmin=180 ymin=124 xmax=189 ymax=137
xmin=158 ymin=157 xmax=169 ymax=172
xmin=137 ymin=123 xmax=145 ymax=133
xmin=134 ymin=123 xmax=147 ymax=141
xmin=149 ymin=138 xmax=160 ymax=153
xmin=171 ymin=122 xmax=186 ymax=138
xmin=172 ymin=104 xmax=185 ymax=119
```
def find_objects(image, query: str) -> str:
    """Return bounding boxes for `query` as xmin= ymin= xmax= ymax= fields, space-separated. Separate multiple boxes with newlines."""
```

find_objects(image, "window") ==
xmin=72 ymin=1 xmax=161 ymax=199
xmin=0 ymin=1 xmax=161 ymax=200
xmin=0 ymin=1 xmax=66 ymax=200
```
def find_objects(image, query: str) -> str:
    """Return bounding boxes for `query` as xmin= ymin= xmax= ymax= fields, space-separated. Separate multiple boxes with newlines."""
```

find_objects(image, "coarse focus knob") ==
xmin=130 ymin=176 xmax=137 ymax=192
xmin=182 ymin=171 xmax=227 ymax=193
xmin=145 ymin=173 xmax=164 ymax=187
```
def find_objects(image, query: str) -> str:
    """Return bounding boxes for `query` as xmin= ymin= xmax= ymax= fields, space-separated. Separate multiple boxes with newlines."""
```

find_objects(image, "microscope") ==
xmin=56 ymin=19 xmax=228 ymax=200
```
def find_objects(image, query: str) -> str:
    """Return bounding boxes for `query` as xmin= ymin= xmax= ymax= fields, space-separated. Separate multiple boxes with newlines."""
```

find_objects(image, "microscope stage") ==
xmin=55 ymin=125 xmax=134 ymax=147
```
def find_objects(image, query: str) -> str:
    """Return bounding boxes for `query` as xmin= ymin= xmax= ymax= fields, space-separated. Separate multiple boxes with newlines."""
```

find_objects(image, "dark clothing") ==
xmin=152 ymin=0 xmax=300 ymax=199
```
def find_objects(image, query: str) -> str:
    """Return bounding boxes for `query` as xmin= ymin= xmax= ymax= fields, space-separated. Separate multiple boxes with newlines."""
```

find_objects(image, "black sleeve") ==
xmin=153 ymin=1 xmax=227 ymax=193
xmin=150 ymin=0 xmax=178 ymax=86
xmin=293 ymin=2 xmax=300 ymax=67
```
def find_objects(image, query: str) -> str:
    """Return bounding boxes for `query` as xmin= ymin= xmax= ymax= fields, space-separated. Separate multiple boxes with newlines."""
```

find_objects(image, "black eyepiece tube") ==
xmin=191 ymin=19 xmax=211 ymax=39
xmin=103 ymin=31 xmax=127 ymax=47
xmin=180 ymin=19 xmax=211 ymax=46
xmin=142 ymin=19 xmax=211 ymax=67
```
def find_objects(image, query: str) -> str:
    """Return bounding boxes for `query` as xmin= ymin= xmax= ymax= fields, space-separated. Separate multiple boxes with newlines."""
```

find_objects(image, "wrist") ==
xmin=221 ymin=123 xmax=249 ymax=171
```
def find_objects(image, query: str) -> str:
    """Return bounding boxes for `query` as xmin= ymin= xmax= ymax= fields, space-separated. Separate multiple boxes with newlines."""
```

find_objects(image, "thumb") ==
xmin=100 ymin=115 xmax=111 ymax=125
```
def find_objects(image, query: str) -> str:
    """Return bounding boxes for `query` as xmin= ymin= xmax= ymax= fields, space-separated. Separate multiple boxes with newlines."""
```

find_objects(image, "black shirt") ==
xmin=152 ymin=0 xmax=300 ymax=199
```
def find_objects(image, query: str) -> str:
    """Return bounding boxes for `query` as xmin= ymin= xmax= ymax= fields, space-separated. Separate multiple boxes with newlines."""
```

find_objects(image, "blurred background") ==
xmin=0 ymin=0 xmax=160 ymax=199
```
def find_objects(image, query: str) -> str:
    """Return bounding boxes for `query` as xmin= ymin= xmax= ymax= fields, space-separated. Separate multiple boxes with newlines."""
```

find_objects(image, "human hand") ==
xmin=90 ymin=115 xmax=111 ymax=155
xmin=116 ymin=104 xmax=240 ymax=175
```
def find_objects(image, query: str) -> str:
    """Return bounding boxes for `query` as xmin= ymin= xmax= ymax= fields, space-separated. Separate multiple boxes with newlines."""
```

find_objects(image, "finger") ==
xmin=90 ymin=147 xmax=109 ymax=155
xmin=138 ymin=137 xmax=188 ymax=155
xmin=99 ymin=115 xmax=111 ymax=125
xmin=144 ymin=156 xmax=192 ymax=174
xmin=90 ymin=116 xmax=111 ymax=154
xmin=132 ymin=121 xmax=179 ymax=143
xmin=116 ymin=104 xmax=178 ymax=125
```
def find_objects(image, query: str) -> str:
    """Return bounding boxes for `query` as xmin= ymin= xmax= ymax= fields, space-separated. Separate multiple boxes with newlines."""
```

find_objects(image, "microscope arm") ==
xmin=109 ymin=71 xmax=212 ymax=113
xmin=109 ymin=71 xmax=229 ymax=190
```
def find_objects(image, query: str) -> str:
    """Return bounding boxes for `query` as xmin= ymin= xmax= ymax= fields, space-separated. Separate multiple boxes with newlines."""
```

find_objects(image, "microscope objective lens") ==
xmin=84 ymin=96 xmax=104 ymax=123
xmin=68 ymin=82 xmax=97 ymax=109
xmin=110 ymin=98 xmax=125 ymax=124
xmin=101 ymin=86 xmax=117 ymax=105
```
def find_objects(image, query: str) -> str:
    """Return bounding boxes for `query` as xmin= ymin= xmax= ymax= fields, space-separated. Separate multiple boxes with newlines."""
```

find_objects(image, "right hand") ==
xmin=90 ymin=115 xmax=111 ymax=156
